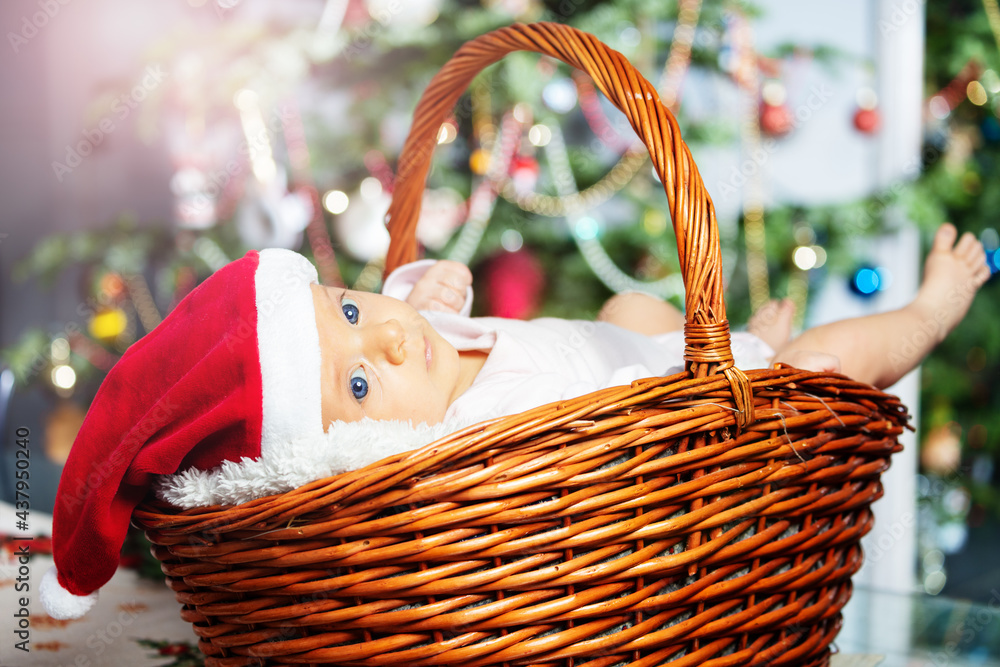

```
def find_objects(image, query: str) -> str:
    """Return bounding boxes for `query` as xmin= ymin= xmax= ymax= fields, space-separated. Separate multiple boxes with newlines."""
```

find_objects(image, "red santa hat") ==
xmin=39 ymin=248 xmax=324 ymax=619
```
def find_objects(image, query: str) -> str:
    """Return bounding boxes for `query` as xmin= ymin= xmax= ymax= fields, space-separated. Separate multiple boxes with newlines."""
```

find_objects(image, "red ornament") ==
xmin=100 ymin=272 xmax=127 ymax=302
xmin=509 ymin=155 xmax=540 ymax=195
xmin=483 ymin=249 xmax=545 ymax=320
xmin=760 ymin=102 xmax=793 ymax=137
xmin=158 ymin=643 xmax=191 ymax=656
xmin=853 ymin=107 xmax=880 ymax=134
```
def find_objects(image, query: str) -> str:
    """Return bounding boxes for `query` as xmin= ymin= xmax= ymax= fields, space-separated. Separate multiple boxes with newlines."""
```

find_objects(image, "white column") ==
xmin=838 ymin=0 xmax=924 ymax=663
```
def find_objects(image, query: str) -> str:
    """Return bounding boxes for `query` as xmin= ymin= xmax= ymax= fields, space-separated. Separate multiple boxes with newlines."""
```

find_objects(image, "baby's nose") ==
xmin=373 ymin=320 xmax=406 ymax=365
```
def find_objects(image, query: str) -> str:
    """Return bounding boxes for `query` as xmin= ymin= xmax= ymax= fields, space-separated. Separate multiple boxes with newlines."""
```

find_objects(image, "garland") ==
xmin=489 ymin=0 xmax=704 ymax=218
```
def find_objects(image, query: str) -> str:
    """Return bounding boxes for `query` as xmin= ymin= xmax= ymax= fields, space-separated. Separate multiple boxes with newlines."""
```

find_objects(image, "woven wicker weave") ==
xmin=136 ymin=22 xmax=909 ymax=666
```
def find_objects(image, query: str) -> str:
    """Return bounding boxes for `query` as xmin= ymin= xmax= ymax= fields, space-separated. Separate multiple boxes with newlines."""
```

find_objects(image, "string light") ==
xmin=730 ymin=8 xmax=772 ymax=312
xmin=500 ymin=229 xmax=524 ymax=252
xmin=792 ymin=246 xmax=818 ymax=271
xmin=967 ymin=80 xmax=988 ymax=106
xmin=51 ymin=365 xmax=77 ymax=392
xmin=281 ymin=101 xmax=345 ymax=287
xmin=574 ymin=216 xmax=600 ymax=240
xmin=929 ymin=95 xmax=951 ymax=119
xmin=983 ymin=0 xmax=1000 ymax=53
xmin=437 ymin=121 xmax=458 ymax=144
xmin=486 ymin=0 xmax=704 ymax=218
xmin=51 ymin=337 xmax=71 ymax=362
xmin=982 ymin=69 xmax=1000 ymax=94
xmin=323 ymin=189 xmax=349 ymax=214
xmin=359 ymin=176 xmax=383 ymax=200
xmin=545 ymin=122 xmax=683 ymax=299
xmin=192 ymin=236 xmax=230 ymax=271
xmin=444 ymin=111 xmax=519 ymax=266
xmin=234 ymin=89 xmax=277 ymax=184
xmin=528 ymin=124 xmax=552 ymax=146
xmin=125 ymin=273 xmax=162 ymax=332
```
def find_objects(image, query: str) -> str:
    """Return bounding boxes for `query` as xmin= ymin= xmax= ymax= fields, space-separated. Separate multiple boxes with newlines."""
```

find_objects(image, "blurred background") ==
xmin=1 ymin=0 xmax=998 ymax=663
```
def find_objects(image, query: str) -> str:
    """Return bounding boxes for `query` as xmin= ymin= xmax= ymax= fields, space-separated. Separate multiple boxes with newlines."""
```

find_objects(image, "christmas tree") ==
xmin=4 ymin=0 xmax=999 ymax=604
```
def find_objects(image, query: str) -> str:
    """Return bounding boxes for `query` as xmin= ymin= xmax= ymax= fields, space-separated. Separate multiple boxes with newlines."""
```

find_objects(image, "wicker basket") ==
xmin=135 ymin=22 xmax=909 ymax=667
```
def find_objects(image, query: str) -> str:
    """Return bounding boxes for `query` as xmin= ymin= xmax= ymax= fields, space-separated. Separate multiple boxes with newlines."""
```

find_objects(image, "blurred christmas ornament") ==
xmin=542 ymin=78 xmax=577 ymax=113
xmin=853 ymin=87 xmax=880 ymax=135
xmin=921 ymin=422 xmax=963 ymax=475
xmin=45 ymin=400 xmax=86 ymax=465
xmin=759 ymin=80 xmax=792 ymax=137
xmin=171 ymin=166 xmax=221 ymax=229
xmin=509 ymin=154 xmax=540 ymax=195
xmin=89 ymin=308 xmax=129 ymax=342
xmin=926 ymin=59 xmax=983 ymax=120
xmin=417 ymin=188 xmax=466 ymax=251
xmin=469 ymin=148 xmax=491 ymax=175
xmin=483 ymin=248 xmax=545 ymax=320
xmin=334 ymin=178 xmax=391 ymax=261
xmin=100 ymin=272 xmax=127 ymax=302
xmin=235 ymin=169 xmax=313 ymax=250
xmin=849 ymin=265 xmax=891 ymax=298
xmin=365 ymin=0 xmax=442 ymax=27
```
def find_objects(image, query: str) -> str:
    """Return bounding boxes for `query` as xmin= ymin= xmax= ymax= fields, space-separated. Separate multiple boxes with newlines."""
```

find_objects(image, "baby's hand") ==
xmin=406 ymin=260 xmax=472 ymax=314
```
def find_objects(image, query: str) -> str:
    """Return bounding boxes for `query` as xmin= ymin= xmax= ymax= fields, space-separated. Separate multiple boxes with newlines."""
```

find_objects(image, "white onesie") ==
xmin=383 ymin=261 xmax=774 ymax=423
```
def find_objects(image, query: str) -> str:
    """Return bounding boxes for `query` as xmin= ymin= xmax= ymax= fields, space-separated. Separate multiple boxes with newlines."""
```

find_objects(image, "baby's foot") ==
xmin=911 ymin=223 xmax=991 ymax=343
xmin=748 ymin=298 xmax=795 ymax=352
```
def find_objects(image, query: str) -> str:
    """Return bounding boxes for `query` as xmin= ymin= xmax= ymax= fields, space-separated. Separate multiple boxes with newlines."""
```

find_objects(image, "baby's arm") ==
xmin=382 ymin=259 xmax=473 ymax=316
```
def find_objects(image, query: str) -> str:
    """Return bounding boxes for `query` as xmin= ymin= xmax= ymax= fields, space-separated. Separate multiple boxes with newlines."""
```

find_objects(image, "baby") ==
xmin=313 ymin=222 xmax=990 ymax=426
xmin=40 ymin=221 xmax=988 ymax=620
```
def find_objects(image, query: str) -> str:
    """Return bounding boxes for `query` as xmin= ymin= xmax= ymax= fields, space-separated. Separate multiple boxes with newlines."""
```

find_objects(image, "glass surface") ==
xmin=838 ymin=584 xmax=1000 ymax=666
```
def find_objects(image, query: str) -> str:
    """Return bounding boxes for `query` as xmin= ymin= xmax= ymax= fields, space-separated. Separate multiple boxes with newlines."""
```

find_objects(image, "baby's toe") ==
xmin=975 ymin=262 xmax=993 ymax=285
xmin=955 ymin=231 xmax=981 ymax=259
xmin=932 ymin=223 xmax=958 ymax=253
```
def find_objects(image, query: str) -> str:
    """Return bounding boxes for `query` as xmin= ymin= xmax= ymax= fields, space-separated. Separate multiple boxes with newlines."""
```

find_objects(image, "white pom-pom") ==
xmin=40 ymin=567 xmax=98 ymax=619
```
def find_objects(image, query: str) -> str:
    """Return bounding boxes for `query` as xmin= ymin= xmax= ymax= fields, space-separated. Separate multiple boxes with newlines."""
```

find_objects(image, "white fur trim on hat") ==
xmin=40 ymin=567 xmax=98 ymax=620
xmin=255 ymin=249 xmax=325 ymax=455
xmin=156 ymin=416 xmax=476 ymax=509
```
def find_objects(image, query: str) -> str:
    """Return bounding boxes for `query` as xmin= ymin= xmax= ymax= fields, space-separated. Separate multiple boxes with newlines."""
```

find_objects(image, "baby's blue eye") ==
xmin=342 ymin=297 xmax=360 ymax=324
xmin=349 ymin=368 xmax=369 ymax=401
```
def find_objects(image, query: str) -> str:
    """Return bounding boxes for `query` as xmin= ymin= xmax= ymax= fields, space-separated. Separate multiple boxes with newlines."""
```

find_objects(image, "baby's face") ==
xmin=311 ymin=284 xmax=462 ymax=427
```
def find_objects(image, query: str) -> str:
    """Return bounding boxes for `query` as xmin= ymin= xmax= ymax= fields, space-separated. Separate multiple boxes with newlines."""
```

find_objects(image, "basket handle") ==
xmin=384 ymin=22 xmax=753 ymax=428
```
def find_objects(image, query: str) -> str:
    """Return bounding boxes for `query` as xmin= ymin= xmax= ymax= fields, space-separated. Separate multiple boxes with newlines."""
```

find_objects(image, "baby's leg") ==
xmin=771 ymin=223 xmax=990 ymax=388
xmin=597 ymin=292 xmax=685 ymax=335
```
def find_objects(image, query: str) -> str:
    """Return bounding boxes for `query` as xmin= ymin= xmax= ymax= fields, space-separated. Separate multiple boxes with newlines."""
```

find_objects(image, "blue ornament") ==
xmin=850 ymin=266 xmax=891 ymax=297
xmin=982 ymin=116 xmax=1000 ymax=144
